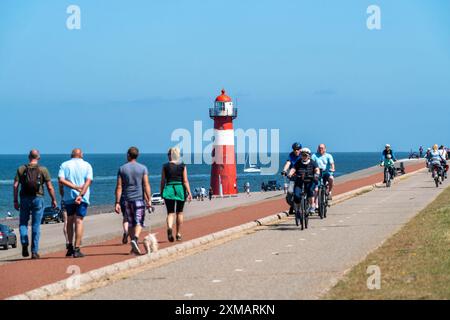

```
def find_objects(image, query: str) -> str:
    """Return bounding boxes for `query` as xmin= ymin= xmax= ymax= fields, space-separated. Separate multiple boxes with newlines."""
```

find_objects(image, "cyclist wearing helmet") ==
xmin=381 ymin=154 xmax=396 ymax=181
xmin=281 ymin=143 xmax=302 ymax=215
xmin=281 ymin=143 xmax=302 ymax=175
xmin=381 ymin=144 xmax=397 ymax=183
xmin=381 ymin=144 xmax=397 ymax=162
xmin=288 ymin=148 xmax=320 ymax=215
xmin=312 ymin=144 xmax=335 ymax=200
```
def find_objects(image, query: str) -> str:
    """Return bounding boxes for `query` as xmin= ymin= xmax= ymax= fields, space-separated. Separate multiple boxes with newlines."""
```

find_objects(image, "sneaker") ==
xmin=31 ymin=252 xmax=40 ymax=259
xmin=130 ymin=240 xmax=141 ymax=255
xmin=122 ymin=232 xmax=129 ymax=244
xmin=66 ymin=244 xmax=74 ymax=257
xmin=167 ymin=228 xmax=174 ymax=242
xmin=73 ymin=247 xmax=85 ymax=258
xmin=176 ymin=234 xmax=182 ymax=241
xmin=22 ymin=245 xmax=29 ymax=258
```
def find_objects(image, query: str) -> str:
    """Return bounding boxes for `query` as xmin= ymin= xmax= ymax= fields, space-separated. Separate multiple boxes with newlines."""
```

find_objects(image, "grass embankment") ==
xmin=325 ymin=186 xmax=450 ymax=299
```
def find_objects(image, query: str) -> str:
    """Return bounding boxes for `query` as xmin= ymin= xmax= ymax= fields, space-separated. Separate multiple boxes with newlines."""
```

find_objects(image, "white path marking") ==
xmin=255 ymin=259 xmax=263 ymax=263
xmin=184 ymin=293 xmax=194 ymax=298
xmin=212 ymin=279 xmax=222 ymax=283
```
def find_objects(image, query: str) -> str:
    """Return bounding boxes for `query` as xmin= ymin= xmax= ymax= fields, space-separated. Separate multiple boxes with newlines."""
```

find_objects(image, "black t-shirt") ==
xmin=163 ymin=162 xmax=185 ymax=182
xmin=294 ymin=159 xmax=318 ymax=181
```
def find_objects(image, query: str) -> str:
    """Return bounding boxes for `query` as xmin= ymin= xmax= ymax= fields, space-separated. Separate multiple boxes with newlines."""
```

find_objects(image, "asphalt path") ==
xmin=75 ymin=167 xmax=445 ymax=299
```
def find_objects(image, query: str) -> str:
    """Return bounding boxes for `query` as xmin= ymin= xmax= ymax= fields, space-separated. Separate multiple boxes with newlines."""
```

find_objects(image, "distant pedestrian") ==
xmin=245 ymin=181 xmax=250 ymax=196
xmin=419 ymin=146 xmax=424 ymax=158
xmin=208 ymin=186 xmax=213 ymax=200
xmin=58 ymin=148 xmax=93 ymax=258
xmin=161 ymin=147 xmax=192 ymax=242
xmin=114 ymin=147 xmax=152 ymax=255
xmin=13 ymin=150 xmax=57 ymax=259
xmin=200 ymin=186 xmax=206 ymax=201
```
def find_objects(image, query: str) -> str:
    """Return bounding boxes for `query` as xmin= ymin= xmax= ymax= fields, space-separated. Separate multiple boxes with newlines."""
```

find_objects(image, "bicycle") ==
xmin=431 ymin=163 xmax=443 ymax=187
xmin=285 ymin=178 xmax=295 ymax=215
xmin=294 ymin=182 xmax=309 ymax=230
xmin=383 ymin=164 xmax=395 ymax=188
xmin=317 ymin=172 xmax=329 ymax=219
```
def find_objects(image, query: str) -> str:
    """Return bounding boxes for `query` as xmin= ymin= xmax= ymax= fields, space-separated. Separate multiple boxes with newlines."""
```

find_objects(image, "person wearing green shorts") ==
xmin=160 ymin=147 xmax=192 ymax=242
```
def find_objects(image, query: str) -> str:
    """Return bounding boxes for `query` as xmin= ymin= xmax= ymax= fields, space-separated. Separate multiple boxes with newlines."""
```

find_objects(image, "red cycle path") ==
xmin=0 ymin=162 xmax=425 ymax=299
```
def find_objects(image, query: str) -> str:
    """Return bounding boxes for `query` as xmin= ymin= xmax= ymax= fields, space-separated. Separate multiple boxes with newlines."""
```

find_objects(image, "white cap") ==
xmin=385 ymin=144 xmax=391 ymax=148
xmin=301 ymin=147 xmax=311 ymax=155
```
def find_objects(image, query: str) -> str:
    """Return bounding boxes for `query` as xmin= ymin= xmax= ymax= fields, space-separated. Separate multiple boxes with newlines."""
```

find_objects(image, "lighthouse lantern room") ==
xmin=209 ymin=89 xmax=238 ymax=196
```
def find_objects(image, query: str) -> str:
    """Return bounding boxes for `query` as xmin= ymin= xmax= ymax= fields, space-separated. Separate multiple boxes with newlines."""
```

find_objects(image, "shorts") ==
xmin=165 ymin=199 xmax=185 ymax=214
xmin=121 ymin=200 xmax=146 ymax=227
xmin=294 ymin=180 xmax=317 ymax=202
xmin=66 ymin=202 xmax=88 ymax=218
xmin=321 ymin=172 xmax=334 ymax=183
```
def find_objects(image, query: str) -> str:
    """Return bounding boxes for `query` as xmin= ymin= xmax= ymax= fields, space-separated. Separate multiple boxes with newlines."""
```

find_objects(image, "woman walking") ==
xmin=161 ymin=147 xmax=192 ymax=242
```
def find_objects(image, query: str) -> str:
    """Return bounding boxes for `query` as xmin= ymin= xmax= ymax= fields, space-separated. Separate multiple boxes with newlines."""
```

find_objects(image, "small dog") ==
xmin=143 ymin=233 xmax=158 ymax=254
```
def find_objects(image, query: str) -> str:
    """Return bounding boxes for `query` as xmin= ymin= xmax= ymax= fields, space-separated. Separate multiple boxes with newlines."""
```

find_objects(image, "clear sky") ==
xmin=0 ymin=0 xmax=449 ymax=154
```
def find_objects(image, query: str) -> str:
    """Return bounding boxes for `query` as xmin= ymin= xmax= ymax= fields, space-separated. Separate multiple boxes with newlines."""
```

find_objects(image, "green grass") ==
xmin=324 ymin=186 xmax=450 ymax=299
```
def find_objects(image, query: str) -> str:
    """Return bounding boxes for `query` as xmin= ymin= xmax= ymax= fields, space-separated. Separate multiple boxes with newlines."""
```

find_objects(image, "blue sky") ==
xmin=0 ymin=0 xmax=449 ymax=154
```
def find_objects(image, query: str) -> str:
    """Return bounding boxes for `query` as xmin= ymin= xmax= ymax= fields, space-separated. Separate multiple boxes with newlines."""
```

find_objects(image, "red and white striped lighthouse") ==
xmin=209 ymin=89 xmax=238 ymax=196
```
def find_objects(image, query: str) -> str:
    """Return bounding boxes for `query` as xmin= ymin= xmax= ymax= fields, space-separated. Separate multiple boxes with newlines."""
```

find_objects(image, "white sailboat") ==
xmin=243 ymin=154 xmax=261 ymax=173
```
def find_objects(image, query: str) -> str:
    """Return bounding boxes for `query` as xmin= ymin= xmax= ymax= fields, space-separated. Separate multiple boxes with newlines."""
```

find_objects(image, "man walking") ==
xmin=58 ymin=149 xmax=93 ymax=258
xmin=13 ymin=150 xmax=57 ymax=259
xmin=115 ymin=147 xmax=151 ymax=255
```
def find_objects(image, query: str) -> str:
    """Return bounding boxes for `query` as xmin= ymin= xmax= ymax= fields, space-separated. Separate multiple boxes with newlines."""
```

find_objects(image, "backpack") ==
xmin=20 ymin=165 xmax=42 ymax=196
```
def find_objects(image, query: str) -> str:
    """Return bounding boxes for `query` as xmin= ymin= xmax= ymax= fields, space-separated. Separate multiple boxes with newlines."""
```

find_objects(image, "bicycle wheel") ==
xmin=303 ymin=196 xmax=309 ymax=229
xmin=294 ymin=206 xmax=300 ymax=226
xmin=300 ymin=197 xmax=306 ymax=230
xmin=318 ymin=188 xmax=324 ymax=219
xmin=323 ymin=190 xmax=328 ymax=218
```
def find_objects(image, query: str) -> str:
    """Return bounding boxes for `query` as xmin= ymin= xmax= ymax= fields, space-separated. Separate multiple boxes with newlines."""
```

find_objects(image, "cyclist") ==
xmin=430 ymin=144 xmax=444 ymax=179
xmin=281 ymin=143 xmax=302 ymax=215
xmin=288 ymin=148 xmax=320 ymax=216
xmin=281 ymin=143 xmax=302 ymax=175
xmin=312 ymin=144 xmax=335 ymax=201
xmin=438 ymin=145 xmax=448 ymax=178
xmin=381 ymin=144 xmax=397 ymax=183
xmin=381 ymin=154 xmax=396 ymax=182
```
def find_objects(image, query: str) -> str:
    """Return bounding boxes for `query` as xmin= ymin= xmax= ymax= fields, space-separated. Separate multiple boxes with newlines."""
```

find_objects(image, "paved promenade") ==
xmin=76 ymin=167 xmax=446 ymax=299
xmin=0 ymin=160 xmax=426 ymax=299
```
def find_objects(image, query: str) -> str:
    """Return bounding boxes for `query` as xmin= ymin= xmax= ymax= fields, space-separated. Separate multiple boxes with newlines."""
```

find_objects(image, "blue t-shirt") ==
xmin=58 ymin=158 xmax=94 ymax=205
xmin=311 ymin=153 xmax=334 ymax=173
xmin=287 ymin=152 xmax=301 ymax=169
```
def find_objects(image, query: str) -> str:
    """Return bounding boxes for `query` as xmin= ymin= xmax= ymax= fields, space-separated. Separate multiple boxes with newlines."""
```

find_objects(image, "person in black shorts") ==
xmin=160 ymin=147 xmax=192 ymax=242
xmin=288 ymin=147 xmax=320 ymax=215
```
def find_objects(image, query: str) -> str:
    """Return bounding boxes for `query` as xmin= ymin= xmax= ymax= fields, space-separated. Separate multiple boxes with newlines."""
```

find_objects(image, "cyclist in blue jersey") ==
xmin=281 ymin=143 xmax=302 ymax=215
xmin=281 ymin=142 xmax=302 ymax=175
xmin=381 ymin=144 xmax=397 ymax=162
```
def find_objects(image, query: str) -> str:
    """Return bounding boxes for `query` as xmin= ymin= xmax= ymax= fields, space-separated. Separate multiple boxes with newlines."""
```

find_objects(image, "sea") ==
xmin=0 ymin=152 xmax=409 ymax=219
